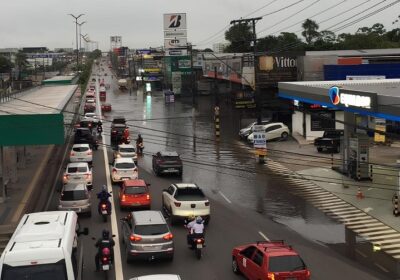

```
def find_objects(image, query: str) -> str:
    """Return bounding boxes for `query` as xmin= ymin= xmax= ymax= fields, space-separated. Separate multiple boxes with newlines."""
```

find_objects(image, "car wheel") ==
xmin=317 ymin=148 xmax=323 ymax=152
xmin=232 ymin=257 xmax=240 ymax=274
xmin=281 ymin=132 xmax=289 ymax=140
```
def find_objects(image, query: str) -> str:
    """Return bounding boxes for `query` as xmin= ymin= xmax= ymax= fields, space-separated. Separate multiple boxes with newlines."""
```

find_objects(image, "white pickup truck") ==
xmin=162 ymin=183 xmax=210 ymax=225
xmin=118 ymin=79 xmax=127 ymax=90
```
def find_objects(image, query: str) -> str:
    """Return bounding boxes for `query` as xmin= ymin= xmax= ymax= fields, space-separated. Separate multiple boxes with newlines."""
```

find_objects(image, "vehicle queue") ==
xmin=0 ymin=58 xmax=311 ymax=280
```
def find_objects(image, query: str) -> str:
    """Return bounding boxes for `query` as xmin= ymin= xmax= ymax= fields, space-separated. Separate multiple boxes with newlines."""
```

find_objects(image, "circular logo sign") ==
xmin=329 ymin=86 xmax=340 ymax=105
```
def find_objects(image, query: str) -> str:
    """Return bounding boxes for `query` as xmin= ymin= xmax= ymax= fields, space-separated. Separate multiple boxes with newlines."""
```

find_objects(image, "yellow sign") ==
xmin=374 ymin=125 xmax=386 ymax=143
xmin=254 ymin=148 xmax=267 ymax=156
xmin=144 ymin=68 xmax=161 ymax=73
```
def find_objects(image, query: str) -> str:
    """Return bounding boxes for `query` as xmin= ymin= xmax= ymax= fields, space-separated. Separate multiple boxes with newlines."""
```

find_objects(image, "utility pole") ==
xmin=68 ymin=14 xmax=84 ymax=70
xmin=78 ymin=21 xmax=86 ymax=55
xmin=230 ymin=16 xmax=263 ymax=162
xmin=188 ymin=43 xmax=197 ymax=150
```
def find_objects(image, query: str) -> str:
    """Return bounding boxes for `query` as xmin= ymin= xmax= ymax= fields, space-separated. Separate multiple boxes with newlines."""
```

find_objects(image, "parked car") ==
xmin=152 ymin=151 xmax=182 ymax=176
xmin=232 ymin=240 xmax=311 ymax=280
xmin=130 ymin=275 xmax=181 ymax=280
xmin=114 ymin=144 xmax=138 ymax=164
xmin=162 ymin=183 xmax=210 ymax=225
xmin=314 ymin=130 xmax=344 ymax=153
xmin=121 ymin=210 xmax=174 ymax=262
xmin=63 ymin=162 xmax=93 ymax=189
xmin=247 ymin=123 xmax=290 ymax=143
xmin=239 ymin=120 xmax=271 ymax=139
xmin=119 ymin=179 xmax=151 ymax=210
xmin=111 ymin=158 xmax=138 ymax=183
xmin=69 ymin=144 xmax=93 ymax=164
xmin=58 ymin=182 xmax=91 ymax=215
xmin=101 ymin=103 xmax=112 ymax=112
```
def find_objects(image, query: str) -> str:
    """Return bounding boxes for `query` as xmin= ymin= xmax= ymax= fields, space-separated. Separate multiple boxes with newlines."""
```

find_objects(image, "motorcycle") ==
xmin=136 ymin=142 xmax=144 ymax=155
xmin=184 ymin=219 xmax=205 ymax=260
xmin=92 ymin=237 xmax=115 ymax=280
xmin=97 ymin=125 xmax=103 ymax=137
xmin=98 ymin=201 xmax=111 ymax=222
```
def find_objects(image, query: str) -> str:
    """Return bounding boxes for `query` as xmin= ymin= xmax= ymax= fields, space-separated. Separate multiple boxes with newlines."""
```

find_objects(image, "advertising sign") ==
xmin=171 ymin=72 xmax=182 ymax=95
xmin=110 ymin=36 xmax=122 ymax=43
xmin=374 ymin=125 xmax=386 ymax=143
xmin=164 ymin=30 xmax=187 ymax=38
xmin=253 ymin=125 xmax=267 ymax=156
xmin=164 ymin=38 xmax=187 ymax=49
xmin=164 ymin=13 xmax=187 ymax=30
xmin=166 ymin=49 xmax=188 ymax=56
xmin=257 ymin=55 xmax=298 ymax=87
xmin=328 ymin=86 xmax=377 ymax=111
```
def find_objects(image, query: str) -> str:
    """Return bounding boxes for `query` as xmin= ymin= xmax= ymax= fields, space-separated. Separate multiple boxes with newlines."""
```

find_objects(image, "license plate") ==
xmin=132 ymin=202 xmax=141 ymax=206
xmin=196 ymin=244 xmax=203 ymax=249
xmin=122 ymin=177 xmax=129 ymax=180
xmin=73 ymin=176 xmax=81 ymax=180
xmin=77 ymin=158 xmax=84 ymax=160
xmin=101 ymin=210 xmax=108 ymax=214
xmin=102 ymin=265 xmax=109 ymax=271
xmin=144 ymin=246 xmax=161 ymax=251
xmin=168 ymin=168 xmax=176 ymax=171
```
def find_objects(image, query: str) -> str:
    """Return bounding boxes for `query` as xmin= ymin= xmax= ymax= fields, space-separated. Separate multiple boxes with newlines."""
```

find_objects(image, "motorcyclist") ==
xmin=136 ymin=134 xmax=144 ymax=154
xmin=94 ymin=229 xmax=115 ymax=271
xmin=97 ymin=121 xmax=103 ymax=135
xmin=97 ymin=185 xmax=112 ymax=214
xmin=186 ymin=216 xmax=205 ymax=248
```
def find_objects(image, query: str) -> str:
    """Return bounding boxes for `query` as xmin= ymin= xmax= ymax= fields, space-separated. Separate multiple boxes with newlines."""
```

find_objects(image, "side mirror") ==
xmin=112 ymin=234 xmax=116 ymax=237
xmin=146 ymin=183 xmax=151 ymax=187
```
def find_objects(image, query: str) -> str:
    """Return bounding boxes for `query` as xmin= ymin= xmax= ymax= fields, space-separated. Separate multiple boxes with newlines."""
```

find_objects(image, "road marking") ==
xmin=12 ymin=145 xmax=53 ymax=223
xmin=258 ymin=231 xmax=270 ymax=241
xmin=97 ymin=79 xmax=124 ymax=280
xmin=219 ymin=191 xmax=232 ymax=204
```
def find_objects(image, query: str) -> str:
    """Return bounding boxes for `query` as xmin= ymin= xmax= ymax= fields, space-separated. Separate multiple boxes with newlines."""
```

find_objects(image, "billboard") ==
xmin=110 ymin=36 xmax=122 ymax=43
xmin=164 ymin=13 xmax=187 ymax=30
xmin=258 ymin=55 xmax=298 ymax=87
xmin=164 ymin=38 xmax=187 ymax=49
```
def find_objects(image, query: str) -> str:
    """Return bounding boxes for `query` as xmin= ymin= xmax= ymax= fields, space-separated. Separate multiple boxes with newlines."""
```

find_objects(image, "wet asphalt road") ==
xmin=47 ymin=60 xmax=389 ymax=280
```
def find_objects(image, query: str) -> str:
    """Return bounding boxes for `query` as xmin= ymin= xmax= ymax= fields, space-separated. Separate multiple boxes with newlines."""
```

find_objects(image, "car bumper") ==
xmin=70 ymin=157 xmax=93 ymax=163
xmin=173 ymin=213 xmax=210 ymax=222
xmin=120 ymin=200 xmax=151 ymax=208
xmin=127 ymin=247 xmax=174 ymax=260
xmin=158 ymin=166 xmax=182 ymax=174
xmin=58 ymin=204 xmax=91 ymax=213
xmin=112 ymin=174 xmax=138 ymax=182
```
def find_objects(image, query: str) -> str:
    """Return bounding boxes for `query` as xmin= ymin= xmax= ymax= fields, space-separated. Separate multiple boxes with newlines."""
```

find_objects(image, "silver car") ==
xmin=121 ymin=210 xmax=174 ymax=262
xmin=130 ymin=275 xmax=181 ymax=280
xmin=114 ymin=144 xmax=138 ymax=164
xmin=58 ymin=182 xmax=91 ymax=215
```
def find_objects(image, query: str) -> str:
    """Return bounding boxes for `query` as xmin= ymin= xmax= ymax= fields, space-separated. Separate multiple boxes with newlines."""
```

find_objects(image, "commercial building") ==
xmin=212 ymin=42 xmax=229 ymax=53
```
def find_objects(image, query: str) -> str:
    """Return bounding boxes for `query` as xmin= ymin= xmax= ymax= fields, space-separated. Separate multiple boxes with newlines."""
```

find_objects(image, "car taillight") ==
xmin=70 ymin=152 xmax=75 ymax=156
xmin=306 ymin=270 xmax=311 ymax=279
xmin=267 ymin=272 xmax=275 ymax=280
xmin=112 ymin=168 xmax=117 ymax=173
xmin=156 ymin=159 xmax=163 ymax=164
xmin=146 ymin=194 xmax=150 ymax=200
xmin=205 ymin=201 xmax=210 ymax=206
xmin=121 ymin=195 xmax=126 ymax=202
xmin=174 ymin=202 xmax=181 ymax=207
xmin=85 ymin=173 xmax=91 ymax=179
xmin=129 ymin=234 xmax=142 ymax=242
xmin=163 ymin=233 xmax=173 ymax=240
xmin=112 ymin=130 xmax=117 ymax=134
xmin=87 ymin=151 xmax=92 ymax=155
xmin=134 ymin=167 xmax=138 ymax=172
xmin=63 ymin=174 xmax=69 ymax=180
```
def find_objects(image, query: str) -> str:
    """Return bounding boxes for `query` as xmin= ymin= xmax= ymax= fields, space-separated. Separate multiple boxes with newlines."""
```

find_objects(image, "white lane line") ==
xmin=258 ymin=231 xmax=270 ymax=241
xmin=219 ymin=191 xmax=232 ymax=204
xmin=97 ymin=79 xmax=124 ymax=280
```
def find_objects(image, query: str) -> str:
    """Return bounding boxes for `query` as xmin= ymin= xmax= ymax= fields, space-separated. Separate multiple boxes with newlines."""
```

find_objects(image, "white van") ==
xmin=0 ymin=211 xmax=88 ymax=280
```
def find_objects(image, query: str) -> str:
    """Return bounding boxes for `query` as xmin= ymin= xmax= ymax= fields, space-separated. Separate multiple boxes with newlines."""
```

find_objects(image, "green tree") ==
xmin=224 ymin=23 xmax=253 ymax=53
xmin=15 ymin=51 xmax=28 ymax=80
xmin=302 ymin=19 xmax=320 ymax=45
xmin=357 ymin=23 xmax=386 ymax=35
xmin=203 ymin=48 xmax=213 ymax=52
xmin=89 ymin=49 xmax=102 ymax=59
xmin=314 ymin=30 xmax=337 ymax=50
xmin=0 ymin=56 xmax=13 ymax=73
xmin=257 ymin=32 xmax=304 ymax=52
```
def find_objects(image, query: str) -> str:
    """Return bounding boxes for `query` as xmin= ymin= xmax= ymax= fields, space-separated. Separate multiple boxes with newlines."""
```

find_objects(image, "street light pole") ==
xmin=68 ymin=14 xmax=84 ymax=70
xmin=78 ymin=21 xmax=86 ymax=55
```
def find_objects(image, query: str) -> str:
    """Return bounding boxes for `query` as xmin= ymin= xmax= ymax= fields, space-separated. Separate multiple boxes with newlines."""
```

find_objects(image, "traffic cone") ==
xmin=356 ymin=187 xmax=364 ymax=199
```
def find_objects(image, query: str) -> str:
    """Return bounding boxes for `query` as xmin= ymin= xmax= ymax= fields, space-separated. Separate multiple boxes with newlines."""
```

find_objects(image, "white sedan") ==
xmin=70 ymin=144 xmax=93 ymax=164
xmin=111 ymin=158 xmax=138 ymax=183
xmin=247 ymin=122 xmax=290 ymax=143
xmin=114 ymin=144 xmax=138 ymax=164
xmin=63 ymin=162 xmax=93 ymax=189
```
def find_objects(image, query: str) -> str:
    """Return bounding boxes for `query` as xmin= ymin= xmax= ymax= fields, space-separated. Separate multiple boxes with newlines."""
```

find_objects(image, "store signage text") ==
xmin=329 ymin=86 xmax=372 ymax=109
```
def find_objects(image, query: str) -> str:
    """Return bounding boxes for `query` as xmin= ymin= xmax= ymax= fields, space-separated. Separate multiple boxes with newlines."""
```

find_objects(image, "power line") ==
xmin=259 ymin=0 xmax=307 ymax=17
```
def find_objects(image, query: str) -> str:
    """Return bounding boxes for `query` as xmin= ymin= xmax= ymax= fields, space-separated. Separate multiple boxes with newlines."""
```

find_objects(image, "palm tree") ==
xmin=15 ymin=51 xmax=28 ymax=80
xmin=302 ymin=19 xmax=320 ymax=45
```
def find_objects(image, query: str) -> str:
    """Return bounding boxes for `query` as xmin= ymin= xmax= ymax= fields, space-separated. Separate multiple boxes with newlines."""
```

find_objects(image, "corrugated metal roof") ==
xmin=306 ymin=48 xmax=400 ymax=57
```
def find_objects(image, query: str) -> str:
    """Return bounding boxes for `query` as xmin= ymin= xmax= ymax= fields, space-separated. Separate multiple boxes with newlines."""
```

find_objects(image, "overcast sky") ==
xmin=0 ymin=0 xmax=399 ymax=51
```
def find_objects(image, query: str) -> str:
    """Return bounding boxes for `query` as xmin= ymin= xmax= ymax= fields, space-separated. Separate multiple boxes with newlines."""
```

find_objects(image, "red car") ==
xmin=232 ymin=241 xmax=310 ymax=280
xmin=119 ymin=179 xmax=151 ymax=209
xmin=101 ymin=103 xmax=112 ymax=112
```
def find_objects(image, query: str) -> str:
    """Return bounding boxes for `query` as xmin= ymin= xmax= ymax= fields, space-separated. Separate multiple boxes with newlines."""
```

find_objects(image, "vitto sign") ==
xmin=259 ymin=56 xmax=297 ymax=71
xmin=328 ymin=86 xmax=373 ymax=109
xmin=164 ymin=13 xmax=187 ymax=30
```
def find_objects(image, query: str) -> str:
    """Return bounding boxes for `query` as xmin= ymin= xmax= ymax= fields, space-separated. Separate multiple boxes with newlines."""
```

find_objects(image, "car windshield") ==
xmin=125 ymin=186 xmax=146 ymax=194
xmin=120 ymin=147 xmax=135 ymax=153
xmin=67 ymin=166 xmax=88 ymax=173
xmin=268 ymin=255 xmax=306 ymax=272
xmin=73 ymin=146 xmax=89 ymax=152
xmin=115 ymin=162 xmax=135 ymax=169
xmin=61 ymin=190 xmax=87 ymax=201
xmin=1 ymin=261 xmax=68 ymax=280
xmin=134 ymin=224 xmax=169 ymax=235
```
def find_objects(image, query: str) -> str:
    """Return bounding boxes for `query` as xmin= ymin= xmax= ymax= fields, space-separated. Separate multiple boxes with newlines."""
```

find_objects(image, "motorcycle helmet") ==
xmin=102 ymin=229 xmax=110 ymax=239
xmin=102 ymin=185 xmax=107 ymax=192
xmin=196 ymin=216 xmax=203 ymax=224
xmin=101 ymin=247 xmax=111 ymax=256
